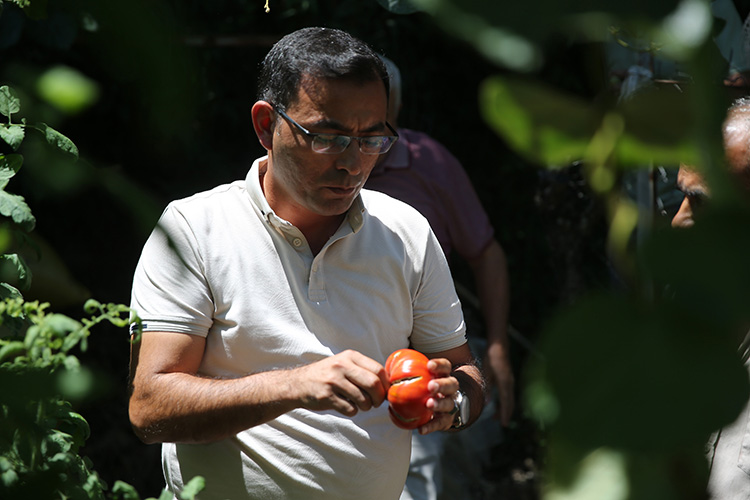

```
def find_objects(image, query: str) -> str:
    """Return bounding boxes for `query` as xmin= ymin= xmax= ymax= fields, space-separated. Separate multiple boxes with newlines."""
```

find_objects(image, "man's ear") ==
xmin=251 ymin=101 xmax=275 ymax=151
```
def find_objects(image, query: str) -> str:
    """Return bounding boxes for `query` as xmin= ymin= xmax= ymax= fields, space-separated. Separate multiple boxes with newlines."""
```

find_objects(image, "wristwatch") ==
xmin=450 ymin=390 xmax=470 ymax=429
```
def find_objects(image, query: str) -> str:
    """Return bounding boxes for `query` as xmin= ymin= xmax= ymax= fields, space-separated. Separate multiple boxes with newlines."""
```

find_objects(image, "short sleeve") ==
xmin=409 ymin=228 xmax=467 ymax=353
xmin=130 ymin=204 xmax=215 ymax=336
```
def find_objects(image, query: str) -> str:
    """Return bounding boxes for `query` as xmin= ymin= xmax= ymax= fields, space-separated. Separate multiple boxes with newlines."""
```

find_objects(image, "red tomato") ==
xmin=385 ymin=348 xmax=433 ymax=429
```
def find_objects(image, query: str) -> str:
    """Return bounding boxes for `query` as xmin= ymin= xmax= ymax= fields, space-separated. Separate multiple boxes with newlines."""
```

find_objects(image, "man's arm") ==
xmin=128 ymin=331 xmax=389 ymax=444
xmin=467 ymin=239 xmax=515 ymax=426
xmin=417 ymin=343 xmax=485 ymax=434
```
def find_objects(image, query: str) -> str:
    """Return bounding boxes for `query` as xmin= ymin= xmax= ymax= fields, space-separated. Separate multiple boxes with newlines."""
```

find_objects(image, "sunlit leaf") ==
xmin=0 ymin=86 xmax=20 ymax=117
xmin=0 ymin=190 xmax=35 ymax=231
xmin=545 ymin=448 xmax=629 ymax=500
xmin=36 ymin=66 xmax=99 ymax=115
xmin=0 ymin=124 xmax=24 ymax=150
xmin=111 ymin=481 xmax=141 ymax=500
xmin=179 ymin=476 xmax=206 ymax=500
xmin=29 ymin=122 xmax=79 ymax=159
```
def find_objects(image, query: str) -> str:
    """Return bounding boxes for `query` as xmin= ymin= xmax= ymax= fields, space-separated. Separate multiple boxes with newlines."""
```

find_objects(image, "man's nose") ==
xmin=671 ymin=197 xmax=695 ymax=228
xmin=335 ymin=145 xmax=365 ymax=176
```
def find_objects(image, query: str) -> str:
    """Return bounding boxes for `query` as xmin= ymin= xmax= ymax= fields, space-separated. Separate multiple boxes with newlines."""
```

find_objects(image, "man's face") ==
xmin=265 ymin=75 xmax=388 ymax=220
xmin=671 ymin=165 xmax=709 ymax=229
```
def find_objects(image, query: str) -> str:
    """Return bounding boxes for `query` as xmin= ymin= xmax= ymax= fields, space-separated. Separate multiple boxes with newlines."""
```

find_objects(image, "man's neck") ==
xmin=259 ymin=162 xmax=346 ymax=254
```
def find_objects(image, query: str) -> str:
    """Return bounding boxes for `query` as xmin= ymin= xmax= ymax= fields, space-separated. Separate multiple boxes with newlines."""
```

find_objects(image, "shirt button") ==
xmin=292 ymin=238 xmax=303 ymax=247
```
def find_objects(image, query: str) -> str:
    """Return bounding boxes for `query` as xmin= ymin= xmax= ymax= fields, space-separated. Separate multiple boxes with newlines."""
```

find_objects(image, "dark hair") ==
xmin=257 ymin=27 xmax=389 ymax=111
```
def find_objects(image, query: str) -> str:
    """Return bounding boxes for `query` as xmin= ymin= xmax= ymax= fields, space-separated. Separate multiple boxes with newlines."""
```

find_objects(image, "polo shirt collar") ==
xmin=246 ymin=156 xmax=365 ymax=233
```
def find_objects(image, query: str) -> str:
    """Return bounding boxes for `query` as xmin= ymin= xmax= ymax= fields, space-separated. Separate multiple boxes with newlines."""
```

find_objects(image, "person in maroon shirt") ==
xmin=365 ymin=57 xmax=513 ymax=500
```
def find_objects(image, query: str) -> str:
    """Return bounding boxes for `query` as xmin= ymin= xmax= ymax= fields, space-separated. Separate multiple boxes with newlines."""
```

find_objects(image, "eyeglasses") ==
xmin=274 ymin=107 xmax=399 ymax=155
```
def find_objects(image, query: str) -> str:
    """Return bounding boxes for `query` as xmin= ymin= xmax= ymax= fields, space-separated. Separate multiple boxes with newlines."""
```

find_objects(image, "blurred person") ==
xmin=365 ymin=56 xmax=513 ymax=500
xmin=672 ymin=96 xmax=750 ymax=499
xmin=128 ymin=27 xmax=484 ymax=500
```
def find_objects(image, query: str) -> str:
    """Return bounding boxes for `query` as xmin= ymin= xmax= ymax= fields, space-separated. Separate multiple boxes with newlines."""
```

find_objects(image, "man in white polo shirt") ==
xmin=127 ymin=27 xmax=484 ymax=500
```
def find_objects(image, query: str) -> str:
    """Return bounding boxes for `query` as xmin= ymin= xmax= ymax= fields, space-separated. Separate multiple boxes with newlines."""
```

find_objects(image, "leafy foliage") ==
xmin=0 ymin=85 xmax=203 ymax=500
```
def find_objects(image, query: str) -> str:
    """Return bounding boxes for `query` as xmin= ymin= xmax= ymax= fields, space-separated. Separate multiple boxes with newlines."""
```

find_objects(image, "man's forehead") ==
xmin=296 ymin=74 xmax=386 ymax=101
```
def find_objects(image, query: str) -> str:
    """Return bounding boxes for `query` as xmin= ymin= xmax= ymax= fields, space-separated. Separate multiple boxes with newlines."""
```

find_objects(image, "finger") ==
xmin=343 ymin=350 xmax=389 ymax=401
xmin=332 ymin=391 xmax=359 ymax=416
xmin=425 ymin=395 xmax=455 ymax=414
xmin=418 ymin=411 xmax=453 ymax=434
xmin=427 ymin=376 xmax=459 ymax=397
xmin=426 ymin=358 xmax=452 ymax=377
xmin=345 ymin=368 xmax=387 ymax=408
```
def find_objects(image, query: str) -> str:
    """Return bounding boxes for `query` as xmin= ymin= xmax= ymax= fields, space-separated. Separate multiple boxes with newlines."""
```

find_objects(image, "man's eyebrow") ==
xmin=676 ymin=181 xmax=708 ymax=198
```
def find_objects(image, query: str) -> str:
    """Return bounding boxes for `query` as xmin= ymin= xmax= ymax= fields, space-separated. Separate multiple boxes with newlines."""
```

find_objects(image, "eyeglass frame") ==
xmin=273 ymin=105 xmax=399 ymax=155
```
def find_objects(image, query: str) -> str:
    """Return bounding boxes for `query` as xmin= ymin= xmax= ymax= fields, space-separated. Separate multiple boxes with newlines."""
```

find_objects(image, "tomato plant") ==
xmin=385 ymin=348 xmax=433 ymax=429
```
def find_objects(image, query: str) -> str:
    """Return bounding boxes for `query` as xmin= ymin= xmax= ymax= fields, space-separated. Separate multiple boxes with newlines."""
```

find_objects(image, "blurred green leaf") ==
xmin=481 ymin=76 xmax=599 ymax=167
xmin=0 ymin=340 xmax=25 ymax=362
xmin=415 ymin=0 xmax=680 ymax=41
xmin=36 ymin=65 xmax=99 ymax=115
xmin=527 ymin=291 xmax=749 ymax=452
xmin=56 ymin=366 xmax=93 ymax=401
xmin=642 ymin=207 xmax=750 ymax=332
xmin=44 ymin=313 xmax=82 ymax=337
xmin=111 ymin=480 xmax=142 ymax=500
xmin=375 ymin=0 xmax=420 ymax=14
xmin=0 ymin=124 xmax=24 ymax=150
xmin=179 ymin=476 xmax=206 ymax=499
xmin=481 ymin=76 xmax=698 ymax=169
xmin=615 ymin=85 xmax=698 ymax=166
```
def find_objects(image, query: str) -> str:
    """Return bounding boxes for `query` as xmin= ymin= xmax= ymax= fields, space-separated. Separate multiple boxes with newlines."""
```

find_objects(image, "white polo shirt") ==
xmin=130 ymin=157 xmax=467 ymax=500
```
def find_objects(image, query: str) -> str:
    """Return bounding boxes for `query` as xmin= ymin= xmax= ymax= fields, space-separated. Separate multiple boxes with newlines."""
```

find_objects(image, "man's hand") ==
xmin=417 ymin=357 xmax=461 ymax=434
xmin=293 ymin=349 xmax=389 ymax=416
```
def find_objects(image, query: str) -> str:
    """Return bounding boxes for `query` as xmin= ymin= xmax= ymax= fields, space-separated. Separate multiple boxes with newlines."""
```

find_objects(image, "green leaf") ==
xmin=179 ymin=476 xmax=206 ymax=500
xmin=0 ymin=341 xmax=25 ymax=362
xmin=0 ymin=124 xmax=24 ymax=150
xmin=412 ymin=0 xmax=680 ymax=44
xmin=527 ymin=292 xmax=750 ymax=452
xmin=111 ymin=480 xmax=142 ymax=500
xmin=29 ymin=122 xmax=79 ymax=159
xmin=481 ymin=76 xmax=698 ymax=169
xmin=0 ymin=254 xmax=31 ymax=291
xmin=45 ymin=313 xmax=82 ymax=337
xmin=0 ymin=282 xmax=22 ymax=300
xmin=0 ymin=154 xmax=23 ymax=189
xmin=614 ymin=85 xmax=698 ymax=166
xmin=481 ymin=76 xmax=598 ymax=167
xmin=0 ymin=86 xmax=20 ymax=118
xmin=0 ymin=190 xmax=36 ymax=231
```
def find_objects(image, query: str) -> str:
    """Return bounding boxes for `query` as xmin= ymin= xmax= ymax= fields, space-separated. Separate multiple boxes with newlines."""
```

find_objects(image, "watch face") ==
xmin=459 ymin=392 xmax=470 ymax=423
